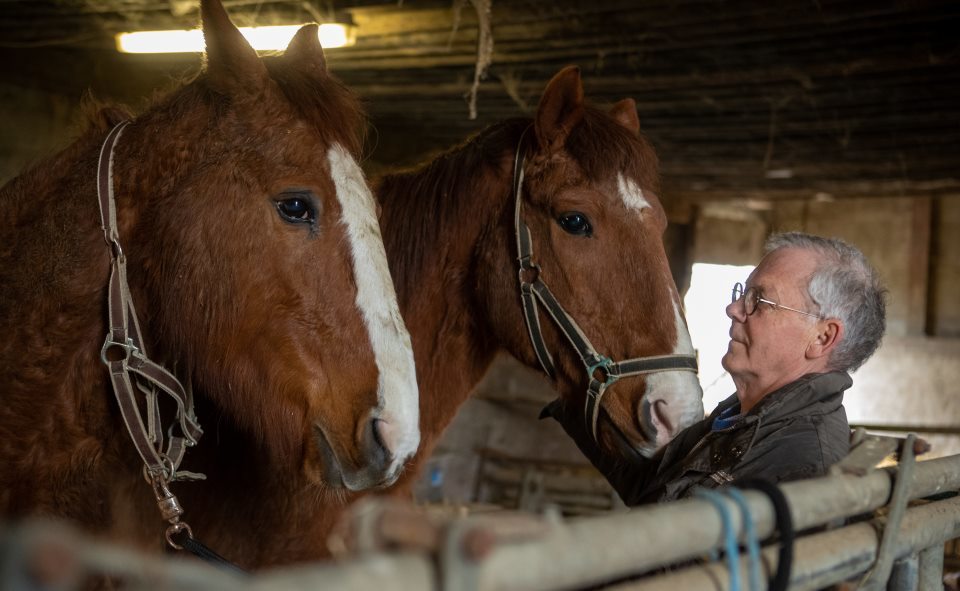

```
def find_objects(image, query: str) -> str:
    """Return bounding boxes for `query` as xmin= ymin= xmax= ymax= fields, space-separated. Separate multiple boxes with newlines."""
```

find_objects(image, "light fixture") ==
xmin=116 ymin=23 xmax=356 ymax=53
xmin=763 ymin=168 xmax=794 ymax=180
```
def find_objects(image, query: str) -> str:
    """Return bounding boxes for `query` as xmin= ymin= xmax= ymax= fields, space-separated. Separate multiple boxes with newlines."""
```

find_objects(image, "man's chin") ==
xmin=720 ymin=348 xmax=738 ymax=373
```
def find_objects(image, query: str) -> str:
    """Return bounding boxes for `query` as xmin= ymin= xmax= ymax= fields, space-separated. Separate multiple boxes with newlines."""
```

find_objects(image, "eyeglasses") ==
xmin=731 ymin=282 xmax=823 ymax=319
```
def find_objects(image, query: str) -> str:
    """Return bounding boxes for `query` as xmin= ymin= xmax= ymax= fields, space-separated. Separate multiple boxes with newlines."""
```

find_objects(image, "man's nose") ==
xmin=726 ymin=298 xmax=746 ymax=321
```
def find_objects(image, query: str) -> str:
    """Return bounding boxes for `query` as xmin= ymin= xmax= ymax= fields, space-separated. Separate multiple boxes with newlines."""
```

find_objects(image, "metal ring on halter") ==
xmin=165 ymin=521 xmax=194 ymax=550
xmin=142 ymin=455 xmax=176 ymax=485
xmin=517 ymin=262 xmax=541 ymax=285
xmin=100 ymin=335 xmax=139 ymax=366
xmin=587 ymin=355 xmax=618 ymax=385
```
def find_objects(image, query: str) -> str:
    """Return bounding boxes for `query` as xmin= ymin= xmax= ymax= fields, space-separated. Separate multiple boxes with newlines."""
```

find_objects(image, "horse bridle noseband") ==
xmin=97 ymin=121 xmax=205 ymax=549
xmin=512 ymin=131 xmax=699 ymax=445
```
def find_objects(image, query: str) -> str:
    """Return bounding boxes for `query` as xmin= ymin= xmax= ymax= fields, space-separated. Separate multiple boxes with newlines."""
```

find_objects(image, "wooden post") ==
xmin=907 ymin=197 xmax=932 ymax=335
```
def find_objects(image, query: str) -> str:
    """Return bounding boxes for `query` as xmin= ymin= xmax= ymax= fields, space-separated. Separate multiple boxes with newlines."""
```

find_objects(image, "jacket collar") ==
xmin=717 ymin=371 xmax=852 ymax=424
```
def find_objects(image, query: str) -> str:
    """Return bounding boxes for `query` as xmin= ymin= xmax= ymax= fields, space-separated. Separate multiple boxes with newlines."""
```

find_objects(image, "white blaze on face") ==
xmin=644 ymin=298 xmax=705 ymax=448
xmin=618 ymin=173 xmax=651 ymax=213
xmin=620 ymin=168 xmax=704 ymax=448
xmin=327 ymin=144 xmax=420 ymax=473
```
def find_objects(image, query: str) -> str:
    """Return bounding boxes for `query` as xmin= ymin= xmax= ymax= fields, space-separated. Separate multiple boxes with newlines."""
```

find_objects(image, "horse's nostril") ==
xmin=652 ymin=399 xmax=673 ymax=434
xmin=640 ymin=398 xmax=674 ymax=441
xmin=371 ymin=418 xmax=388 ymax=451
xmin=365 ymin=417 xmax=394 ymax=466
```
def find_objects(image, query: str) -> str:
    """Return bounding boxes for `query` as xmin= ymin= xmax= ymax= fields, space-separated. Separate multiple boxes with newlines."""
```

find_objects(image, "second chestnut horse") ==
xmin=377 ymin=66 xmax=704 ymax=489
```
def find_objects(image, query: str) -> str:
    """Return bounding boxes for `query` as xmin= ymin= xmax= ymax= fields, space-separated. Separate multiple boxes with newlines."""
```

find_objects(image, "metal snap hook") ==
xmin=165 ymin=521 xmax=194 ymax=550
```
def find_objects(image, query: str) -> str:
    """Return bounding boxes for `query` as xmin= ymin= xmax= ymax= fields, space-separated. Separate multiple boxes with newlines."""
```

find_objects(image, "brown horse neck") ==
xmin=0 ymin=138 xmax=128 ymax=532
xmin=376 ymin=121 xmax=529 ymax=459
xmin=0 ymin=117 xmax=201 ymax=531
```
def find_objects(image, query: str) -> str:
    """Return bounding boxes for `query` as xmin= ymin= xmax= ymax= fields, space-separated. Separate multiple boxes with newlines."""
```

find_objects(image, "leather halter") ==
xmin=97 ymin=121 xmax=204 ymax=548
xmin=512 ymin=132 xmax=699 ymax=445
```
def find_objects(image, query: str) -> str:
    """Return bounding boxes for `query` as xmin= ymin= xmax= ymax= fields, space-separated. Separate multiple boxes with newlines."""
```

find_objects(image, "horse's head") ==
xmin=481 ymin=66 xmax=703 ymax=459
xmin=124 ymin=0 xmax=418 ymax=490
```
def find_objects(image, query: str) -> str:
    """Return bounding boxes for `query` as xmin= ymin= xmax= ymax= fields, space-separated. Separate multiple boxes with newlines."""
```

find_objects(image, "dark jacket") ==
xmin=545 ymin=371 xmax=853 ymax=505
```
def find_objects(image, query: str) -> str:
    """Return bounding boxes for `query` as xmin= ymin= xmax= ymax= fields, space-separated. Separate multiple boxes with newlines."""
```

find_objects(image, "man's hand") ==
xmin=540 ymin=396 xmax=658 ymax=505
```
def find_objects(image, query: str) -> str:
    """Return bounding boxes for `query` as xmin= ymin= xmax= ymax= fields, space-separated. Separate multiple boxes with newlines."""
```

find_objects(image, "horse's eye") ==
xmin=558 ymin=212 xmax=592 ymax=236
xmin=276 ymin=197 xmax=315 ymax=223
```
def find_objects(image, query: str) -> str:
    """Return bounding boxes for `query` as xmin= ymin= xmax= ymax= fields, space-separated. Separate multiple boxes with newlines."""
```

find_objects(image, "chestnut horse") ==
xmin=376 ymin=66 xmax=705 ymax=489
xmin=0 ymin=0 xmax=418 ymax=567
xmin=236 ymin=66 xmax=707 ymax=563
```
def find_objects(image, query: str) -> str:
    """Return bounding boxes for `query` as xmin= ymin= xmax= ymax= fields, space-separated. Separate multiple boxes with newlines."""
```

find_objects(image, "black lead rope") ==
xmin=169 ymin=530 xmax=248 ymax=575
xmin=738 ymin=479 xmax=794 ymax=591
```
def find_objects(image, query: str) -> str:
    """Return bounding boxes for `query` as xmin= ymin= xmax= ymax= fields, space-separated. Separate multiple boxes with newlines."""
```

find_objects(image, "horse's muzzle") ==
xmin=312 ymin=416 xmax=407 ymax=491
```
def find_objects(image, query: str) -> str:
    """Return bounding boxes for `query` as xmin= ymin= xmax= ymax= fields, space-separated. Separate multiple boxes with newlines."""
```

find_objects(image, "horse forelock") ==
xmin=565 ymin=106 xmax=660 ymax=195
xmin=73 ymin=56 xmax=367 ymax=166
xmin=263 ymin=57 xmax=367 ymax=159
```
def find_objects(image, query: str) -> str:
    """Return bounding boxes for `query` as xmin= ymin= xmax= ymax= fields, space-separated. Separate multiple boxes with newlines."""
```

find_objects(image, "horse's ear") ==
xmin=284 ymin=24 xmax=328 ymax=75
xmin=535 ymin=66 xmax=585 ymax=152
xmin=609 ymin=99 xmax=640 ymax=136
xmin=201 ymin=0 xmax=269 ymax=93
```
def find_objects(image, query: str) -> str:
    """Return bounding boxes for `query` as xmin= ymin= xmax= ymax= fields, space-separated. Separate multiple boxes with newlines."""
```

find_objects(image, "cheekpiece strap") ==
xmin=96 ymin=121 xmax=203 ymax=485
xmin=510 ymin=128 xmax=699 ymax=446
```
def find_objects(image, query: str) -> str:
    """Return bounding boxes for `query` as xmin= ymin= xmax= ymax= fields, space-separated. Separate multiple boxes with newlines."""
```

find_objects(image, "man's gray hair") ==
xmin=764 ymin=232 xmax=887 ymax=372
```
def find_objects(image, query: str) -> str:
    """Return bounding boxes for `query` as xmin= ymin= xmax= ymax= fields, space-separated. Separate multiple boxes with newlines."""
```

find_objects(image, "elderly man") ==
xmin=543 ymin=231 xmax=887 ymax=504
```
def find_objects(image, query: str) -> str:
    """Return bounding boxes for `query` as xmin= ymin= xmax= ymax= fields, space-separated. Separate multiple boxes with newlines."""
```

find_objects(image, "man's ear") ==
xmin=806 ymin=319 xmax=844 ymax=361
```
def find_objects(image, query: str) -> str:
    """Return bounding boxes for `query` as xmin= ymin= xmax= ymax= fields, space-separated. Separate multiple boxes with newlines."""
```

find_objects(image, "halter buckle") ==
xmin=143 ymin=456 xmax=176 ymax=484
xmin=109 ymin=237 xmax=124 ymax=261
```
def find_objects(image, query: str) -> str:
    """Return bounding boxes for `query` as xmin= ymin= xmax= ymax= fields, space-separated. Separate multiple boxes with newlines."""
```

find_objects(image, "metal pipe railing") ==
xmin=467 ymin=455 xmax=960 ymax=591
xmin=607 ymin=495 xmax=960 ymax=591
xmin=919 ymin=544 xmax=946 ymax=591
xmin=0 ymin=520 xmax=242 ymax=591
xmin=3 ymin=455 xmax=959 ymax=591
xmin=249 ymin=553 xmax=436 ymax=591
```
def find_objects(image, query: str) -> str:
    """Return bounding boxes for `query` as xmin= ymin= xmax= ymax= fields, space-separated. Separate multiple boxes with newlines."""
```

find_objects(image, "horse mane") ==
xmin=377 ymin=104 xmax=661 ymax=307
xmin=77 ymin=94 xmax=133 ymax=136
xmin=376 ymin=118 xmax=526 ymax=307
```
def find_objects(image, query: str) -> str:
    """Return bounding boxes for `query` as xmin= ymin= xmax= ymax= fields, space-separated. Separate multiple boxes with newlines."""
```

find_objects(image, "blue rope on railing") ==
xmin=694 ymin=488 xmax=743 ymax=591
xmin=727 ymin=487 xmax=763 ymax=591
xmin=695 ymin=486 xmax=766 ymax=591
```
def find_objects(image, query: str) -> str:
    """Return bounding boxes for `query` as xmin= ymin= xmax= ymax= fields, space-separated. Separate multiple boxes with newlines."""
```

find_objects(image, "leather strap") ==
xmin=512 ymin=131 xmax=698 ymax=445
xmin=96 ymin=121 xmax=205 ymax=548
xmin=514 ymin=138 xmax=557 ymax=378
